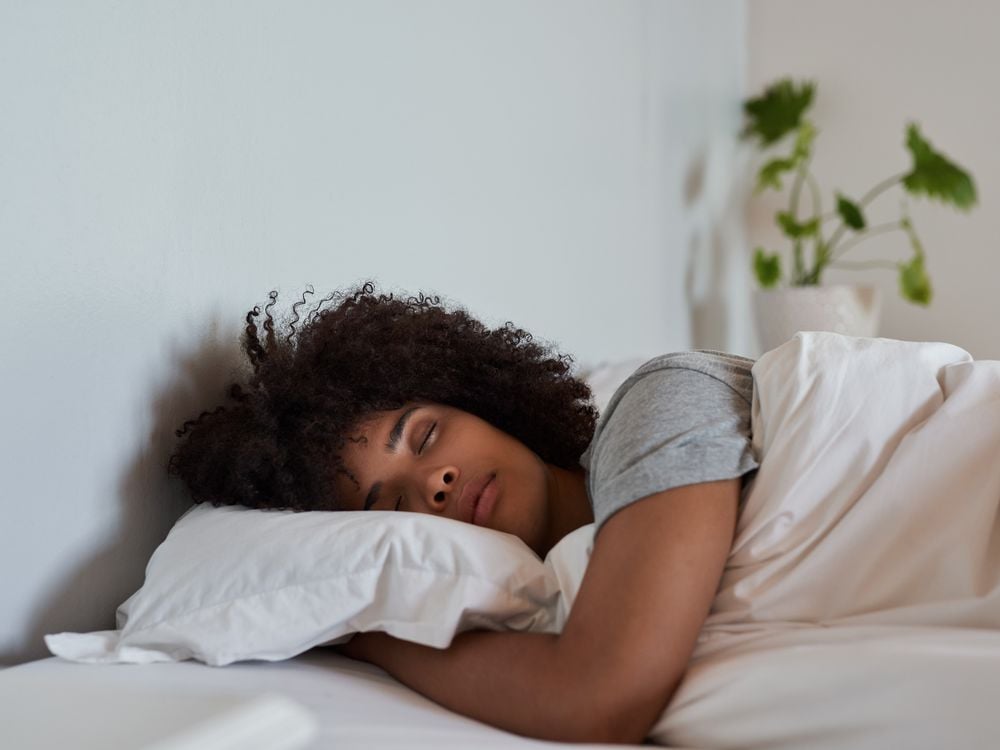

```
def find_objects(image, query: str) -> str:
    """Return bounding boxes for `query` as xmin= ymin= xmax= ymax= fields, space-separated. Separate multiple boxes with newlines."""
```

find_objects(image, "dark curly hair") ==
xmin=166 ymin=280 xmax=599 ymax=512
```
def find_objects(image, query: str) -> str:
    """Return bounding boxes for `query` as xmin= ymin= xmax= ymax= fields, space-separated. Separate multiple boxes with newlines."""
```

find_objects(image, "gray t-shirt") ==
xmin=579 ymin=351 xmax=759 ymax=532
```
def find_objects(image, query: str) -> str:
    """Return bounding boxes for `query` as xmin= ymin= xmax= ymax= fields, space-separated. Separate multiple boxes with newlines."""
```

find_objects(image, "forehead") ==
xmin=346 ymin=402 xmax=424 ymax=449
xmin=345 ymin=409 xmax=395 ymax=448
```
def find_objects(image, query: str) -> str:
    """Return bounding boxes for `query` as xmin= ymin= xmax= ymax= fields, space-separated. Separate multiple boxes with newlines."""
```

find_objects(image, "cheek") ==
xmin=496 ymin=453 xmax=549 ymax=545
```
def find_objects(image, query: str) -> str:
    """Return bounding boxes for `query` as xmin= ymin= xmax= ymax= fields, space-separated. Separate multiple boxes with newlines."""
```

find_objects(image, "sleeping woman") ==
xmin=167 ymin=280 xmax=759 ymax=744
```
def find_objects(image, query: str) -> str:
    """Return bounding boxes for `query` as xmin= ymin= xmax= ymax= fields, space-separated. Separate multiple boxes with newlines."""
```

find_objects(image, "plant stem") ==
xmin=790 ymin=159 xmax=807 ymax=219
xmin=806 ymin=172 xmax=822 ymax=217
xmin=825 ymin=171 xmax=908 ymax=256
xmin=787 ymin=156 xmax=825 ymax=285
xmin=828 ymin=220 xmax=904 ymax=263
xmin=830 ymin=260 xmax=899 ymax=270
xmin=858 ymin=171 xmax=910 ymax=208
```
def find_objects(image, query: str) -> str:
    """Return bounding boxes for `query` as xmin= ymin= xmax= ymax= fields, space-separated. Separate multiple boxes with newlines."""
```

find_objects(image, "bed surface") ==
xmin=2 ymin=649 xmax=652 ymax=749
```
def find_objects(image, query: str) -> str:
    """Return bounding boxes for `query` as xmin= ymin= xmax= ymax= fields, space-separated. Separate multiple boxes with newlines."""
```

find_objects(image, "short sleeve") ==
xmin=585 ymin=366 xmax=759 ymax=532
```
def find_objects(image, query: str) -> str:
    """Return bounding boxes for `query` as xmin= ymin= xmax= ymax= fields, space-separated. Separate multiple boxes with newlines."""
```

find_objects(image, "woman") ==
xmin=168 ymin=281 xmax=759 ymax=744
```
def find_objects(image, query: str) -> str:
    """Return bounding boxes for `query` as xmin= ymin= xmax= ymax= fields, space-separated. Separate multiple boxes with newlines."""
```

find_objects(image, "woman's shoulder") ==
xmin=580 ymin=349 xmax=757 ymax=469
xmin=632 ymin=349 xmax=754 ymax=379
xmin=579 ymin=349 xmax=759 ymax=530
xmin=611 ymin=349 xmax=755 ymax=409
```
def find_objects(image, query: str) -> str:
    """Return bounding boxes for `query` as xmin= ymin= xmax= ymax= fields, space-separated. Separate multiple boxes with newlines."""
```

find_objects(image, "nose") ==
xmin=424 ymin=465 xmax=459 ymax=512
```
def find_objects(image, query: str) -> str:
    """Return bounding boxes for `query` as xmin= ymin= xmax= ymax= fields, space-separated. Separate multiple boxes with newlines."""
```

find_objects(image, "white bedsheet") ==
xmin=4 ymin=650 xmax=653 ymax=749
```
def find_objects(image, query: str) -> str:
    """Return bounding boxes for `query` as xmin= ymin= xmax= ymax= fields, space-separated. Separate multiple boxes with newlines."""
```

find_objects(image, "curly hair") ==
xmin=166 ymin=280 xmax=599 ymax=512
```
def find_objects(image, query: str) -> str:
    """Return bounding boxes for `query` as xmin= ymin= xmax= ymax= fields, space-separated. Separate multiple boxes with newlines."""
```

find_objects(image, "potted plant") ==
xmin=741 ymin=78 xmax=977 ymax=352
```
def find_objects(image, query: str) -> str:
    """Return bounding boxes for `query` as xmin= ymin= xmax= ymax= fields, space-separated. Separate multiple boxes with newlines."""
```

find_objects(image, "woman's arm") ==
xmin=341 ymin=477 xmax=740 ymax=744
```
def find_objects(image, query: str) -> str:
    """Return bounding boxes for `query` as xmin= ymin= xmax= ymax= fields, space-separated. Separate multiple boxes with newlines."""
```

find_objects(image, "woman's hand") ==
xmin=334 ymin=632 xmax=386 ymax=664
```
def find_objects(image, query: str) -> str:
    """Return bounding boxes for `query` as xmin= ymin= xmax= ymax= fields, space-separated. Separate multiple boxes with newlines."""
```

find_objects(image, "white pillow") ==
xmin=577 ymin=357 xmax=650 ymax=415
xmin=45 ymin=504 xmax=594 ymax=667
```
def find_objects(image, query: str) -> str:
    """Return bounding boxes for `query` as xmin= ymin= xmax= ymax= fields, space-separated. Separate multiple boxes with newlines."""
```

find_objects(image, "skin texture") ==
xmin=334 ymin=401 xmax=593 ymax=557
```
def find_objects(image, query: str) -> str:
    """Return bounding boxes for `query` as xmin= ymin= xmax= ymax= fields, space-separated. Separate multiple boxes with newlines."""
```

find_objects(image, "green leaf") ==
xmin=742 ymin=79 xmax=816 ymax=147
xmin=902 ymin=123 xmax=977 ymax=210
xmin=898 ymin=216 xmax=933 ymax=305
xmin=835 ymin=192 xmax=866 ymax=230
xmin=754 ymin=247 xmax=782 ymax=288
xmin=899 ymin=253 xmax=932 ymax=305
xmin=755 ymin=121 xmax=818 ymax=193
xmin=776 ymin=210 xmax=820 ymax=239
xmin=756 ymin=156 xmax=797 ymax=192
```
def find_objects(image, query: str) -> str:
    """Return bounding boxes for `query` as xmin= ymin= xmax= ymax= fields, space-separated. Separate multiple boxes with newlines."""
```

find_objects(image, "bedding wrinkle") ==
xmin=708 ymin=333 xmax=1000 ymax=628
xmin=722 ymin=336 xmax=972 ymax=624
xmin=823 ymin=364 xmax=1000 ymax=623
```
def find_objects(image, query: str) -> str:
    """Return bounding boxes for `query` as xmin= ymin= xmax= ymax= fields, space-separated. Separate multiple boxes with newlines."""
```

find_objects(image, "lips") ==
xmin=458 ymin=472 xmax=496 ymax=525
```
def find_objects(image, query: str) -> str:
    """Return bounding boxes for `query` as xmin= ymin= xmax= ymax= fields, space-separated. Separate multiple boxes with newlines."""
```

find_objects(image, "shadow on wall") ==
xmin=1 ymin=314 xmax=246 ymax=666
xmin=683 ymin=137 xmax=755 ymax=355
xmin=683 ymin=148 xmax=725 ymax=349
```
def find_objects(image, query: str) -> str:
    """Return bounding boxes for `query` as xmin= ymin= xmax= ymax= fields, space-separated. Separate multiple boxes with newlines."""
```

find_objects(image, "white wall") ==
xmin=0 ymin=1 xmax=746 ymax=665
xmin=746 ymin=0 xmax=1000 ymax=359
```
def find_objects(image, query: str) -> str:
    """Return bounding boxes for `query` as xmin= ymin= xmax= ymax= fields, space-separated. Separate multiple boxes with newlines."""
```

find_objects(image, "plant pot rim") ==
xmin=755 ymin=284 xmax=879 ymax=295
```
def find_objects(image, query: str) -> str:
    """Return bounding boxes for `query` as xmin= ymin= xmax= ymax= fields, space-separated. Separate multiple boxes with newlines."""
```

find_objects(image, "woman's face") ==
xmin=333 ymin=402 xmax=555 ymax=555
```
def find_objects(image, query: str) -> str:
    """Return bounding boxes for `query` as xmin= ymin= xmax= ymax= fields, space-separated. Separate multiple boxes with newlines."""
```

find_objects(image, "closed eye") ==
xmin=394 ymin=423 xmax=436 ymax=511
xmin=418 ymin=422 xmax=436 ymax=454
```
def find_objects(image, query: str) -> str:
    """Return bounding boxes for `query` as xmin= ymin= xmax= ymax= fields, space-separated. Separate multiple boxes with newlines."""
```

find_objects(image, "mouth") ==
xmin=460 ymin=472 xmax=497 ymax=526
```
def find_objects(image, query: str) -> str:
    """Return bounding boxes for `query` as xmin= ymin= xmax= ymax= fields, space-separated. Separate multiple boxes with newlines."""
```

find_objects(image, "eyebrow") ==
xmin=362 ymin=405 xmax=420 ymax=511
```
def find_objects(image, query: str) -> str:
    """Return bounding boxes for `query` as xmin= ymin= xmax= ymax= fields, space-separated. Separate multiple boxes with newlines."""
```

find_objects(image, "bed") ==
xmin=16 ymin=332 xmax=1000 ymax=749
xmin=1 ymin=648 xmax=643 ymax=749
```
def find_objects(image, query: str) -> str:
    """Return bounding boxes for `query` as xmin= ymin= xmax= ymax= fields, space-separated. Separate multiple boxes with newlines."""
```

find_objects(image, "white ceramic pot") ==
xmin=753 ymin=284 xmax=882 ymax=354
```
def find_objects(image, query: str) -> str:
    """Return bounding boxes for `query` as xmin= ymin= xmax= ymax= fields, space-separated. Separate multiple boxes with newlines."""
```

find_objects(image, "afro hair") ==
xmin=166 ymin=280 xmax=599 ymax=511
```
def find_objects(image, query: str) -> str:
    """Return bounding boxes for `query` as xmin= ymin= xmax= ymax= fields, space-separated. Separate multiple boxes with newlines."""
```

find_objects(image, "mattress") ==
xmin=2 ymin=649 xmax=650 ymax=749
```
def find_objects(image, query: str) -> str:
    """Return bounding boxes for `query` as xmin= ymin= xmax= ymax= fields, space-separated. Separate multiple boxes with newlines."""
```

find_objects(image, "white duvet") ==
xmin=554 ymin=332 xmax=1000 ymax=749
